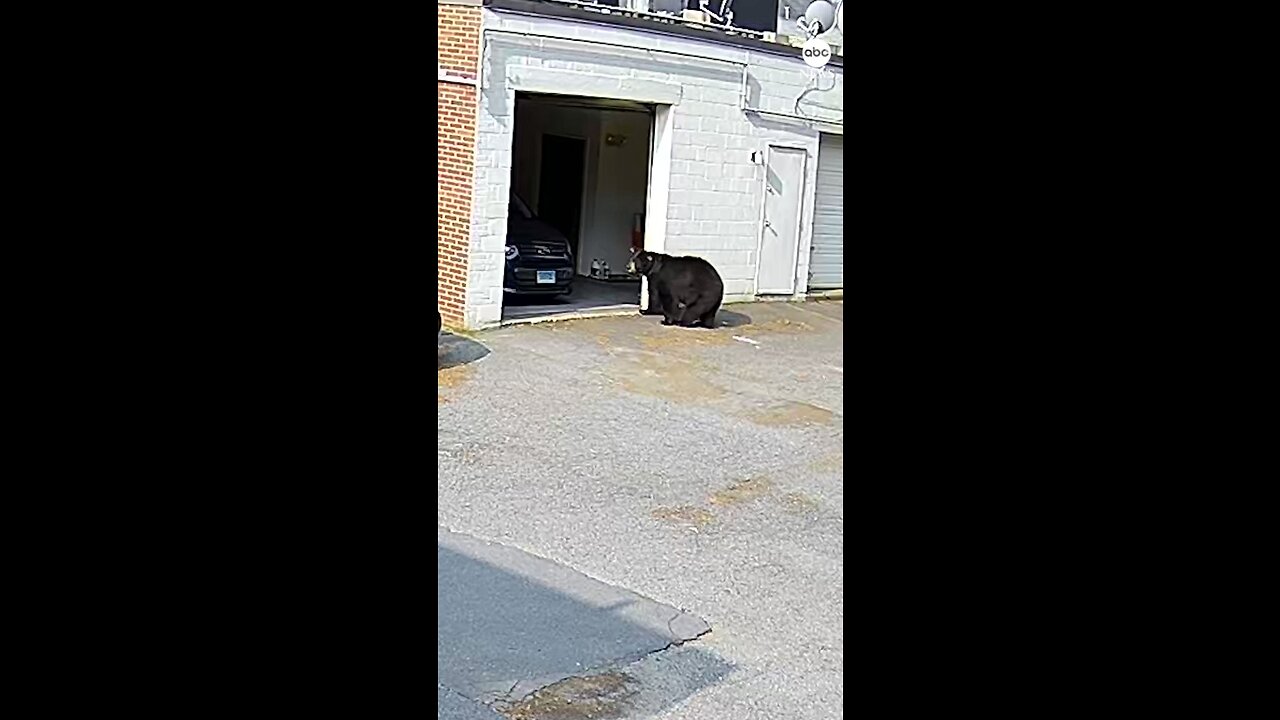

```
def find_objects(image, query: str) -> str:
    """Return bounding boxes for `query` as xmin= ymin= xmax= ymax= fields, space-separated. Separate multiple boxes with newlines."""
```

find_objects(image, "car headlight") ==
xmin=505 ymin=245 xmax=519 ymax=260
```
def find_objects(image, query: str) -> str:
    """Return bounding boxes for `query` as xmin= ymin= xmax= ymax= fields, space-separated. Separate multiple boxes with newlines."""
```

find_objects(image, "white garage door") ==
xmin=809 ymin=133 xmax=844 ymax=290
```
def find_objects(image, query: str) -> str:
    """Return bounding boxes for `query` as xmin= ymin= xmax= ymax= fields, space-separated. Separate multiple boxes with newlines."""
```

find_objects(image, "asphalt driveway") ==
xmin=438 ymin=301 xmax=844 ymax=719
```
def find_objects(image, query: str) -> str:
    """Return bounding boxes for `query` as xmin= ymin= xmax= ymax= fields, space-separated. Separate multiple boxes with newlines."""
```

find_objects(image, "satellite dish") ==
xmin=804 ymin=0 xmax=835 ymax=34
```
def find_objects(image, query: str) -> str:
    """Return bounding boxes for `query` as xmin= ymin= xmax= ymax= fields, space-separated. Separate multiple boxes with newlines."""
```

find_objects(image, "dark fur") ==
xmin=629 ymin=251 xmax=724 ymax=328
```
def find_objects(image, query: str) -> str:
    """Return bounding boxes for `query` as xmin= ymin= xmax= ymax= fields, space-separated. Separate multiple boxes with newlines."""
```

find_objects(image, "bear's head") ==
xmin=627 ymin=251 xmax=661 ymax=276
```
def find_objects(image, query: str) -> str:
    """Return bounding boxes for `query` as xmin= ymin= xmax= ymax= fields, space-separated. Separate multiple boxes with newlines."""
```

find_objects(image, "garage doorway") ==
xmin=809 ymin=133 xmax=844 ymax=290
xmin=502 ymin=92 xmax=656 ymax=323
xmin=537 ymin=134 xmax=586 ymax=259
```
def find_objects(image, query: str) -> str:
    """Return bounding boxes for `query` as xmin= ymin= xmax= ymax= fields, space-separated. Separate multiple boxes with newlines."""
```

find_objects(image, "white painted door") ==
xmin=757 ymin=146 xmax=806 ymax=294
xmin=809 ymin=134 xmax=843 ymax=289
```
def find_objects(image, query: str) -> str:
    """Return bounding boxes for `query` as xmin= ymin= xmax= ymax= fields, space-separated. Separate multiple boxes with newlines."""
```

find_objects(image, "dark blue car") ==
xmin=504 ymin=192 xmax=575 ymax=298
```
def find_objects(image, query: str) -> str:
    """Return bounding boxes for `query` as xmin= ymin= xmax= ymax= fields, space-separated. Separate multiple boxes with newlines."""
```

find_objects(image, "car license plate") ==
xmin=536 ymin=270 xmax=556 ymax=284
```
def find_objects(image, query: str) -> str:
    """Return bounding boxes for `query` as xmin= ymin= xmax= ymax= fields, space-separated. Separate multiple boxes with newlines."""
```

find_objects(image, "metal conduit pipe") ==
xmin=744 ymin=106 xmax=844 ymax=131
xmin=743 ymin=69 xmax=843 ymax=129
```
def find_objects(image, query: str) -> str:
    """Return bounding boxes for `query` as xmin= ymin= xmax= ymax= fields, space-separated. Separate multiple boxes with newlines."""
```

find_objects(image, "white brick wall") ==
xmin=466 ymin=9 xmax=844 ymax=327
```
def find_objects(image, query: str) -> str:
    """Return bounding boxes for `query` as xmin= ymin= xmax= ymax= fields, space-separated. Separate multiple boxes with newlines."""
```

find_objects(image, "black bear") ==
xmin=627 ymin=250 xmax=724 ymax=328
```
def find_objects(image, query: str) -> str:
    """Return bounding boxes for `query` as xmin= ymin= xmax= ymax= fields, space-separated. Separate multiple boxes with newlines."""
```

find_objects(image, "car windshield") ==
xmin=509 ymin=193 xmax=534 ymax=220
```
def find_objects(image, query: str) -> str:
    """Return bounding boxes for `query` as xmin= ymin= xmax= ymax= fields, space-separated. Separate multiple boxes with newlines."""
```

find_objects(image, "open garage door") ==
xmin=502 ymin=92 xmax=655 ymax=323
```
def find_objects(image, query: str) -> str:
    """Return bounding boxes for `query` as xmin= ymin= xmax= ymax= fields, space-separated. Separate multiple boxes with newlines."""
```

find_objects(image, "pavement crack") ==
xmin=662 ymin=610 xmax=711 ymax=651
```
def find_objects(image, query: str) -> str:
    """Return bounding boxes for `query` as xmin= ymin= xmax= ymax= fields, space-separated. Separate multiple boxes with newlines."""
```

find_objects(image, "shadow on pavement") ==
xmin=438 ymin=531 xmax=732 ymax=718
xmin=439 ymin=334 xmax=491 ymax=370
xmin=717 ymin=309 xmax=752 ymax=328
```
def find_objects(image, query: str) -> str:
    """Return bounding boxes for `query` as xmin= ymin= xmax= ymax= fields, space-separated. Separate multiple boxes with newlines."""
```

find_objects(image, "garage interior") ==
xmin=502 ymin=92 xmax=654 ymax=323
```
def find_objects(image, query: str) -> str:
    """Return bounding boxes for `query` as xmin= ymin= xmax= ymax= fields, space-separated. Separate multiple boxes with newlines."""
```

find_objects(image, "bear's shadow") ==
xmin=715 ymin=309 xmax=752 ymax=329
xmin=654 ymin=309 xmax=750 ymax=329
xmin=438 ymin=333 xmax=490 ymax=370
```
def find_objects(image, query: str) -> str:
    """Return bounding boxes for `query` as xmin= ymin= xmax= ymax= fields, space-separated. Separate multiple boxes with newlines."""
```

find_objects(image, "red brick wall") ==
xmin=438 ymin=3 xmax=481 ymax=327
